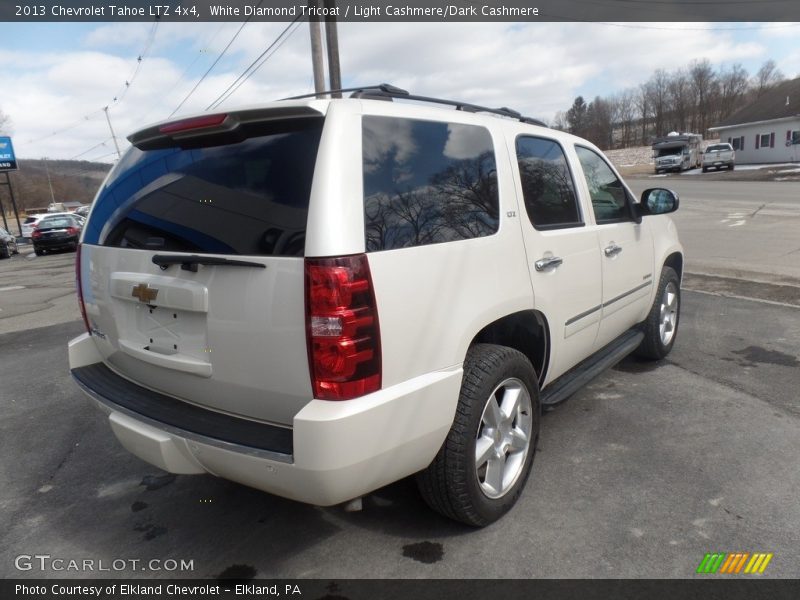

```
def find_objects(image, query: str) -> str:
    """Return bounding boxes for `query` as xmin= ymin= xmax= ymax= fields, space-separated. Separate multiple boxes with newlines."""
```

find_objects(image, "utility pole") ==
xmin=323 ymin=0 xmax=342 ymax=97
xmin=308 ymin=0 xmax=326 ymax=96
xmin=42 ymin=157 xmax=56 ymax=204
xmin=0 ymin=172 xmax=22 ymax=235
xmin=103 ymin=106 xmax=122 ymax=159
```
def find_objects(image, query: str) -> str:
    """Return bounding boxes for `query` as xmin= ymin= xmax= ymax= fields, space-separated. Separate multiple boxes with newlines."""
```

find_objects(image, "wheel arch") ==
xmin=663 ymin=251 xmax=683 ymax=282
xmin=468 ymin=310 xmax=550 ymax=385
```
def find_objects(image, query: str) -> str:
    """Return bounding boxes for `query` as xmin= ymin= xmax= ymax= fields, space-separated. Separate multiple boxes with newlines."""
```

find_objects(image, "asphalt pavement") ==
xmin=1 ymin=178 xmax=799 ymax=580
xmin=1 ymin=288 xmax=798 ymax=579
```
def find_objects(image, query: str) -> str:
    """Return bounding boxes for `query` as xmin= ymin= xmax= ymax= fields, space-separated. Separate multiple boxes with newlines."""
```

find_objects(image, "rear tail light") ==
xmin=159 ymin=113 xmax=228 ymax=134
xmin=32 ymin=228 xmax=42 ymax=239
xmin=66 ymin=227 xmax=78 ymax=235
xmin=305 ymin=254 xmax=381 ymax=400
xmin=75 ymin=244 xmax=91 ymax=335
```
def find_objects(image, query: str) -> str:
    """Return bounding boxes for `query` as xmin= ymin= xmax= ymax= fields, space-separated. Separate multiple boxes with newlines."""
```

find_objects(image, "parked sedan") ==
xmin=0 ymin=227 xmax=19 ymax=258
xmin=22 ymin=212 xmax=86 ymax=239
xmin=31 ymin=215 xmax=82 ymax=255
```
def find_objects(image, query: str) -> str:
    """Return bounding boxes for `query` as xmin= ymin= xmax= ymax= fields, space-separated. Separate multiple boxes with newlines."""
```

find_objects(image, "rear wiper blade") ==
xmin=152 ymin=254 xmax=266 ymax=273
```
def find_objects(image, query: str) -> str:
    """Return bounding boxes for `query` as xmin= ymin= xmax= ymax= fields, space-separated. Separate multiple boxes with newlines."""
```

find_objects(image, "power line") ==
xmin=26 ymin=20 xmax=159 ymax=145
xmin=168 ymin=2 xmax=264 ymax=118
xmin=109 ymin=20 xmax=159 ymax=107
xmin=68 ymin=138 xmax=112 ymax=161
xmin=207 ymin=17 xmax=305 ymax=110
xmin=139 ymin=23 xmax=227 ymax=123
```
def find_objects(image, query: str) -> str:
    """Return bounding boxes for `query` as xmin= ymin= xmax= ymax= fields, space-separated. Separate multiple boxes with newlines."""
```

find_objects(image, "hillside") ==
xmin=0 ymin=158 xmax=112 ymax=214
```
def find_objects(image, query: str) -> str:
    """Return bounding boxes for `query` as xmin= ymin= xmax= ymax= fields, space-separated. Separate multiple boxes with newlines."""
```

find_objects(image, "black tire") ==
xmin=729 ymin=164 xmax=734 ymax=171
xmin=34 ymin=247 xmax=44 ymax=256
xmin=702 ymin=166 xmax=708 ymax=173
xmin=416 ymin=344 xmax=540 ymax=527
xmin=0 ymin=244 xmax=9 ymax=259
xmin=635 ymin=266 xmax=680 ymax=360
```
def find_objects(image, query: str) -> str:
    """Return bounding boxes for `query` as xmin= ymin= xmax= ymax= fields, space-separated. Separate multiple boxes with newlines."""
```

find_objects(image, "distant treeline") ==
xmin=553 ymin=59 xmax=787 ymax=149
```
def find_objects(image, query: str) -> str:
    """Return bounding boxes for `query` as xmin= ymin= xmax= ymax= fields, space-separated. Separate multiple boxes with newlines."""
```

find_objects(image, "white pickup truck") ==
xmin=702 ymin=143 xmax=735 ymax=172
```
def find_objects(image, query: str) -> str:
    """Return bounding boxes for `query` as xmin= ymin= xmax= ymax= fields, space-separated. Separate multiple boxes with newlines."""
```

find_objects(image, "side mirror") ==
xmin=639 ymin=188 xmax=679 ymax=215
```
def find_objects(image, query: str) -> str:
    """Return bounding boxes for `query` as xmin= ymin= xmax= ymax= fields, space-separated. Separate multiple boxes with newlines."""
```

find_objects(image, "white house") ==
xmin=710 ymin=77 xmax=800 ymax=164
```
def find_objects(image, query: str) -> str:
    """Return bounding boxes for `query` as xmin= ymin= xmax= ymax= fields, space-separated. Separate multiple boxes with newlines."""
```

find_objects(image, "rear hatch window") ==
xmin=84 ymin=119 xmax=323 ymax=257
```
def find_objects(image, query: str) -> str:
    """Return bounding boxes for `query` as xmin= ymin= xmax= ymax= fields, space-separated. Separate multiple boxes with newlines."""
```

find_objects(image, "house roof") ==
xmin=715 ymin=77 xmax=800 ymax=128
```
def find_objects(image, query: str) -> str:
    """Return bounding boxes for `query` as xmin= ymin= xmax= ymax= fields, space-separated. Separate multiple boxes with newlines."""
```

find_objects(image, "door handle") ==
xmin=604 ymin=243 xmax=622 ymax=257
xmin=535 ymin=256 xmax=563 ymax=271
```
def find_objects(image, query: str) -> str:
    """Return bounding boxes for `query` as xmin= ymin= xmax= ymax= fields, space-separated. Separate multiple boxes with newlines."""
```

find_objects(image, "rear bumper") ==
xmin=68 ymin=333 xmax=461 ymax=506
xmin=34 ymin=235 xmax=78 ymax=249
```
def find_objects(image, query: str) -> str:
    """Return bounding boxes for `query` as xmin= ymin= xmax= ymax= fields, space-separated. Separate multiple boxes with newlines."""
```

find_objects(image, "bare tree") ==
xmin=0 ymin=108 xmax=11 ymax=135
xmin=717 ymin=64 xmax=749 ymax=121
xmin=646 ymin=69 xmax=671 ymax=136
xmin=754 ymin=59 xmax=785 ymax=97
xmin=689 ymin=59 xmax=717 ymax=135
xmin=551 ymin=110 xmax=568 ymax=132
xmin=636 ymin=84 xmax=651 ymax=145
xmin=667 ymin=70 xmax=691 ymax=133
xmin=614 ymin=89 xmax=637 ymax=148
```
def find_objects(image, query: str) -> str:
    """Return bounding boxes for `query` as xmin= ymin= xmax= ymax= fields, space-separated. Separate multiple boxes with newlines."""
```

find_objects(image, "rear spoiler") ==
xmin=128 ymin=105 xmax=325 ymax=151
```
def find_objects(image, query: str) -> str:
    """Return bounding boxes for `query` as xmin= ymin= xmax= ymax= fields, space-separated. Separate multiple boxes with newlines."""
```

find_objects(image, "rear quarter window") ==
xmin=362 ymin=116 xmax=499 ymax=251
xmin=84 ymin=119 xmax=323 ymax=257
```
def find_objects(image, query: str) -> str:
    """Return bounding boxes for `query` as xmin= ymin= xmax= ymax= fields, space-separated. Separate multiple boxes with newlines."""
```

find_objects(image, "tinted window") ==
xmin=575 ymin=146 xmax=630 ymax=223
xmin=84 ymin=120 xmax=323 ymax=257
xmin=516 ymin=136 xmax=581 ymax=229
xmin=363 ymin=116 xmax=498 ymax=251
xmin=39 ymin=217 xmax=77 ymax=229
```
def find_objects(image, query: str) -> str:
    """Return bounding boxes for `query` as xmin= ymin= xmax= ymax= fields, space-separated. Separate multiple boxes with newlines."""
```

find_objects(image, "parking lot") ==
xmin=1 ymin=178 xmax=799 ymax=579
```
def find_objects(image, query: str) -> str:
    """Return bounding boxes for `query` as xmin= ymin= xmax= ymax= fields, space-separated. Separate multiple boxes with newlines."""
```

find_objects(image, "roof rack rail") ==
xmin=281 ymin=84 xmax=547 ymax=127
xmin=283 ymin=83 xmax=409 ymax=101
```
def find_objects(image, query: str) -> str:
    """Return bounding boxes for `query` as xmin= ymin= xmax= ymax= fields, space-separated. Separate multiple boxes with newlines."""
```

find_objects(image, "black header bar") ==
xmin=4 ymin=579 xmax=800 ymax=600
xmin=3 ymin=0 xmax=800 ymax=22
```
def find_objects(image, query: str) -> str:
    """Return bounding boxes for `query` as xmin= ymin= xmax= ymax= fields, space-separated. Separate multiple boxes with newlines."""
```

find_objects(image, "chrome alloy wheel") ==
xmin=474 ymin=377 xmax=533 ymax=499
xmin=659 ymin=281 xmax=679 ymax=346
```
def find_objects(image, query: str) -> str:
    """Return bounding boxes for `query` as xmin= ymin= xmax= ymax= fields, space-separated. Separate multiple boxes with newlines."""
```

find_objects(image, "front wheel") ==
xmin=417 ymin=344 xmax=540 ymax=527
xmin=636 ymin=266 xmax=680 ymax=360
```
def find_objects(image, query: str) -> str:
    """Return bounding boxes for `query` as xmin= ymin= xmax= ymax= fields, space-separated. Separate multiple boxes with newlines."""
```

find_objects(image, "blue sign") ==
xmin=0 ymin=136 xmax=18 ymax=171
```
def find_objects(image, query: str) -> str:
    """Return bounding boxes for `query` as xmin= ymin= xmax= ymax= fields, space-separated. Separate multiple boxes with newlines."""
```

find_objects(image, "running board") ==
xmin=540 ymin=329 xmax=644 ymax=406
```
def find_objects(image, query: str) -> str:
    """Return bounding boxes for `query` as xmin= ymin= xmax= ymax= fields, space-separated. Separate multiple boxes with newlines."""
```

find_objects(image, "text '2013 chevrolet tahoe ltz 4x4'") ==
xmin=68 ymin=85 xmax=683 ymax=527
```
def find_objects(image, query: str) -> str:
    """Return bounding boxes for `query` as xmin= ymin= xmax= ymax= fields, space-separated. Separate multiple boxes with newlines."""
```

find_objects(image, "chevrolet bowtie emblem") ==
xmin=131 ymin=283 xmax=159 ymax=304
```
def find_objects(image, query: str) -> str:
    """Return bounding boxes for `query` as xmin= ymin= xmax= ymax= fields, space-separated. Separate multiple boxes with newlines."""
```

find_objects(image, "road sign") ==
xmin=0 ymin=136 xmax=18 ymax=171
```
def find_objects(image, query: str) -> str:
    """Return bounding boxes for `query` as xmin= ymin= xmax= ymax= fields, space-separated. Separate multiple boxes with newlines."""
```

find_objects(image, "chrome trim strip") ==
xmin=603 ymin=280 xmax=653 ymax=308
xmin=564 ymin=280 xmax=653 ymax=327
xmin=565 ymin=304 xmax=602 ymax=326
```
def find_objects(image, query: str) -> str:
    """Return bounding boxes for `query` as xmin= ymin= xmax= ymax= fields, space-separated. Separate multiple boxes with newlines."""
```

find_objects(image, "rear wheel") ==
xmin=636 ymin=266 xmax=680 ymax=360
xmin=34 ymin=247 xmax=44 ymax=256
xmin=417 ymin=344 xmax=540 ymax=527
xmin=0 ymin=244 xmax=9 ymax=259
xmin=729 ymin=164 xmax=735 ymax=171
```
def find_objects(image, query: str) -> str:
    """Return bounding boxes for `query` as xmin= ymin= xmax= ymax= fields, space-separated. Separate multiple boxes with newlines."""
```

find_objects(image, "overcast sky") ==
xmin=3 ymin=21 xmax=799 ymax=160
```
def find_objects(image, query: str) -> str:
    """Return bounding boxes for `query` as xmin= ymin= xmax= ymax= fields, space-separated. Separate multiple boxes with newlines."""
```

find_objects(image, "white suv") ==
xmin=69 ymin=85 xmax=683 ymax=526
